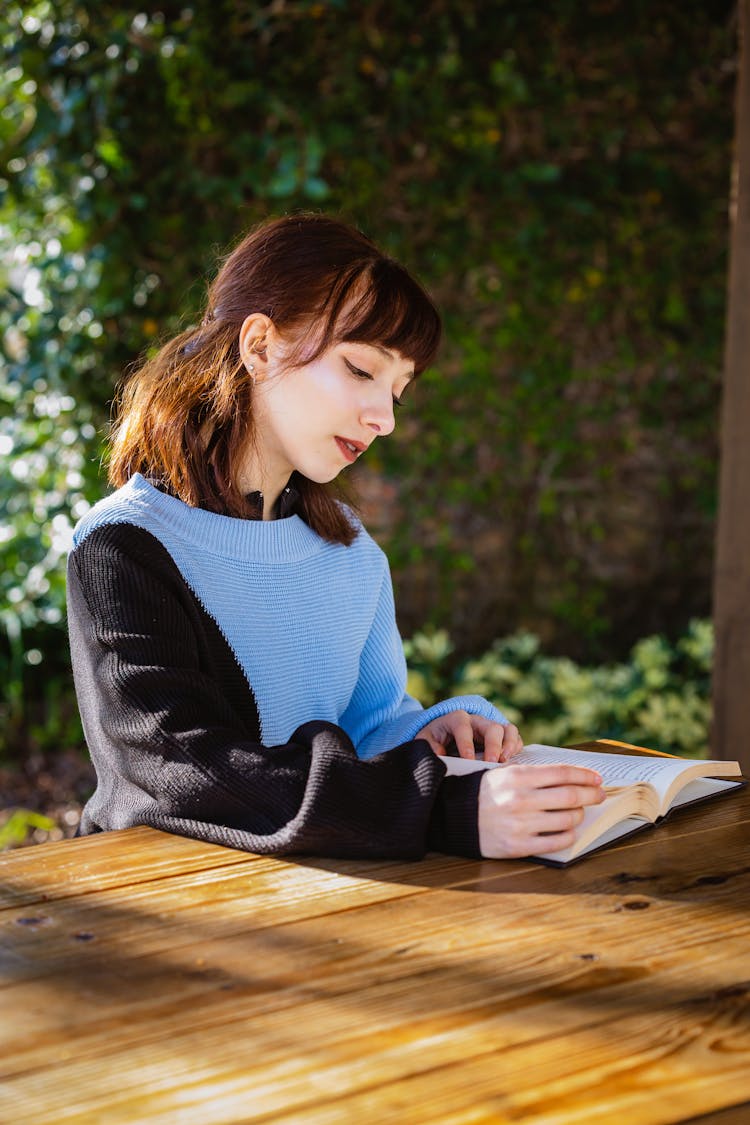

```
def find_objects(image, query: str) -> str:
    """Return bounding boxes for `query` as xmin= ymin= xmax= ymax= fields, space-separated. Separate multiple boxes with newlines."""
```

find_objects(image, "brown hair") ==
xmin=108 ymin=214 xmax=442 ymax=543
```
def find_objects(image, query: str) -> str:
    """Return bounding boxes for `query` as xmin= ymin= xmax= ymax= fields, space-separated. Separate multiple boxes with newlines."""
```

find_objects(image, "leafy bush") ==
xmin=405 ymin=619 xmax=713 ymax=758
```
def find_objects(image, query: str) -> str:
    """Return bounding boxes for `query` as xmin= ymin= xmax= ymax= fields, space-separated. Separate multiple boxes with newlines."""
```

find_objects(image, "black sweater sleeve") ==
xmin=67 ymin=523 xmax=483 ymax=859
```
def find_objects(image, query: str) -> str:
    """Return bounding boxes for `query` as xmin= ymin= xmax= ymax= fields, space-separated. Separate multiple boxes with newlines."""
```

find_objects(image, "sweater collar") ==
xmin=118 ymin=474 xmax=328 ymax=562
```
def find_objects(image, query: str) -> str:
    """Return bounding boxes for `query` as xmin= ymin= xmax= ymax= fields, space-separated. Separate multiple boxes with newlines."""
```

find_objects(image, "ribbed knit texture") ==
xmin=65 ymin=477 xmax=507 ymax=858
xmin=73 ymin=474 xmax=507 ymax=756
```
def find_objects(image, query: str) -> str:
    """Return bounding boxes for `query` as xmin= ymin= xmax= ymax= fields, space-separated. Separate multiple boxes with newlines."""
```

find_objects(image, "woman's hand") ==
xmin=418 ymin=710 xmax=523 ymax=763
xmin=477 ymin=763 xmax=606 ymax=858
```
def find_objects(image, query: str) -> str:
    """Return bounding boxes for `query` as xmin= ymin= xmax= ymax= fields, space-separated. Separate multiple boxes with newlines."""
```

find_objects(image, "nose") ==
xmin=361 ymin=388 xmax=396 ymax=437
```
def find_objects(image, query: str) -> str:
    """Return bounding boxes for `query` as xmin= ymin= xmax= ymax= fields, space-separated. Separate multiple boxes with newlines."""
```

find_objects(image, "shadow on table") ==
xmin=2 ymin=855 xmax=747 ymax=1033
xmin=292 ymin=784 xmax=750 ymax=904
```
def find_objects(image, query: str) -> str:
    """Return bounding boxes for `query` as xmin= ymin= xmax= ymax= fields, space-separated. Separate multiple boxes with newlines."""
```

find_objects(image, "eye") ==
xmin=393 ymin=383 xmax=412 ymax=409
xmin=344 ymin=358 xmax=373 ymax=381
xmin=345 ymin=356 xmax=407 ymax=410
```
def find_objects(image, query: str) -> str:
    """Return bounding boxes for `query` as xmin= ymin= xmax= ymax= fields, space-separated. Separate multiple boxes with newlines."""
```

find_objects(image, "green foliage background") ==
xmin=406 ymin=618 xmax=714 ymax=757
xmin=0 ymin=0 xmax=736 ymax=758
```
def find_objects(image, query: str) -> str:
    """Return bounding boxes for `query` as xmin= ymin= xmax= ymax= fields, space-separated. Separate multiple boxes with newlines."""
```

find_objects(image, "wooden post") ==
xmin=712 ymin=0 xmax=750 ymax=771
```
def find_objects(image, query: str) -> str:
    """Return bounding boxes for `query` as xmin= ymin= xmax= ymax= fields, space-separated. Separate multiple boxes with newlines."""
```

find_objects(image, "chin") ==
xmin=302 ymin=464 xmax=346 ymax=484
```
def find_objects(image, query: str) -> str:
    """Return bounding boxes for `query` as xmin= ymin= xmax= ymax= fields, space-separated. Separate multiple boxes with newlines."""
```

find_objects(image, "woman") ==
xmin=67 ymin=214 xmax=604 ymax=860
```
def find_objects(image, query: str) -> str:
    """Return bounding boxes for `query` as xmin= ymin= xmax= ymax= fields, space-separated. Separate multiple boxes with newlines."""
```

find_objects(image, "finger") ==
xmin=475 ymin=719 xmax=505 ymax=763
xmin=506 ymin=763 xmax=603 ymax=790
xmin=498 ymin=723 xmax=523 ymax=762
xmin=460 ymin=716 xmax=521 ymax=763
xmin=528 ymin=827 xmax=579 ymax=856
xmin=448 ymin=713 xmax=477 ymax=759
xmin=500 ymin=820 xmax=585 ymax=859
xmin=530 ymin=782 xmax=606 ymax=811
xmin=523 ymin=806 xmax=587 ymax=835
xmin=480 ymin=822 xmax=580 ymax=860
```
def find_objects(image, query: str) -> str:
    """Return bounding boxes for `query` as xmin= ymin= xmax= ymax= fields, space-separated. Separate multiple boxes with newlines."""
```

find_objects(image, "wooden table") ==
xmin=1 ymin=788 xmax=749 ymax=1124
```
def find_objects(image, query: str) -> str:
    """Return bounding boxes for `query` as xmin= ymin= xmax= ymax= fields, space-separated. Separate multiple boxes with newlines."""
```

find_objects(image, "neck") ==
xmin=237 ymin=458 xmax=291 ymax=521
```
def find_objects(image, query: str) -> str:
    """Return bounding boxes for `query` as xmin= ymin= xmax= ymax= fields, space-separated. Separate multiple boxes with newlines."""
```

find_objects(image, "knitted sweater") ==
xmin=67 ymin=474 xmax=506 ymax=858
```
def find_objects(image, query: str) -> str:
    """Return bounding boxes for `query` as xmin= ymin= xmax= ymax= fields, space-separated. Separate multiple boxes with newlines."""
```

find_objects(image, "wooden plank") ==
xmin=3 ymin=842 xmax=748 ymax=1017
xmin=1 ymin=900 xmax=748 ymax=1124
xmin=0 ymin=826 xmax=537 ymax=912
xmin=0 ymin=857 xmax=428 ymax=986
xmin=3 ymin=875 xmax=748 ymax=1056
xmin=0 ymin=826 xmax=259 ymax=909
xmin=1 ymin=791 xmax=747 ymax=990
xmin=1 ymin=908 xmax=748 ymax=1120
xmin=2 ymin=998 xmax=748 ymax=1125
xmin=1 ymin=793 xmax=747 ymax=985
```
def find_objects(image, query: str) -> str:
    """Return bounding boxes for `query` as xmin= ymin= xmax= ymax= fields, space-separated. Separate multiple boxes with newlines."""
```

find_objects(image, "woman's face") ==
xmin=237 ymin=333 xmax=415 ymax=500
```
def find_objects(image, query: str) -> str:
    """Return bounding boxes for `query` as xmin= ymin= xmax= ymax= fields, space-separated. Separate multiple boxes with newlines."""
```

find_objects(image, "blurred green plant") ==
xmin=406 ymin=619 xmax=714 ymax=758
xmin=0 ymin=808 xmax=56 ymax=849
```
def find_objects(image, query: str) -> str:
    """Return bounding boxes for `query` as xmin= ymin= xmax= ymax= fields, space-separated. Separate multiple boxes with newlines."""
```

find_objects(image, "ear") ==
xmin=238 ymin=313 xmax=278 ymax=381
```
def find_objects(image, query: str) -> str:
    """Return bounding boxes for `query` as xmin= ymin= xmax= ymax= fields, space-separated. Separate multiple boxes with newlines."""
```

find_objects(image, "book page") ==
xmin=441 ymin=744 xmax=741 ymax=813
xmin=666 ymin=776 xmax=743 ymax=809
xmin=511 ymin=745 xmax=702 ymax=786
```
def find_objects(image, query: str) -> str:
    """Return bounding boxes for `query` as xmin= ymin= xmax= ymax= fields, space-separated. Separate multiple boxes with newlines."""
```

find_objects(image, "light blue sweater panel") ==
xmin=72 ymin=474 xmax=507 ymax=758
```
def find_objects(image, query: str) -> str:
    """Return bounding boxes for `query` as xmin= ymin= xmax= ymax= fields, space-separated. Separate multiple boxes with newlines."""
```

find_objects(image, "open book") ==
xmin=442 ymin=742 xmax=745 ymax=866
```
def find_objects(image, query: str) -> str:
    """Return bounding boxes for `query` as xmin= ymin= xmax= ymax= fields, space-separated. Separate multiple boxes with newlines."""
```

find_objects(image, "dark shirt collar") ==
xmin=150 ymin=474 xmax=303 ymax=521
xmin=245 ymin=477 xmax=301 ymax=520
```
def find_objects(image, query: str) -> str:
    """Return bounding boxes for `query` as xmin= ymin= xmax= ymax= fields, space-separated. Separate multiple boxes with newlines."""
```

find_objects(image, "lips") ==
xmin=335 ymin=437 xmax=367 ymax=463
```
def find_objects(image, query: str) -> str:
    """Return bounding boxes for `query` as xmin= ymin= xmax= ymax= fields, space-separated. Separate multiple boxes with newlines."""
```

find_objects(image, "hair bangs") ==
xmin=335 ymin=260 xmax=441 ymax=374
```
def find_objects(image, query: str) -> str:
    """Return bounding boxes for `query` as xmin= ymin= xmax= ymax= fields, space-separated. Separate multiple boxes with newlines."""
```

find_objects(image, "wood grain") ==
xmin=0 ymin=788 xmax=748 ymax=1125
xmin=0 ymin=826 xmax=260 ymax=909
